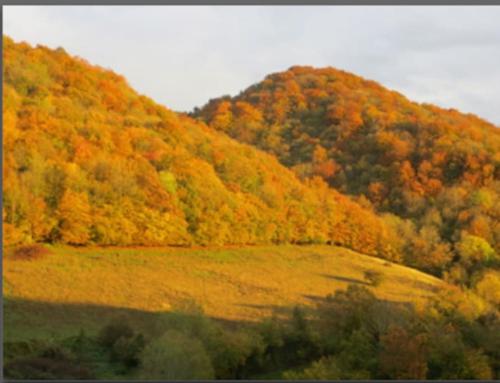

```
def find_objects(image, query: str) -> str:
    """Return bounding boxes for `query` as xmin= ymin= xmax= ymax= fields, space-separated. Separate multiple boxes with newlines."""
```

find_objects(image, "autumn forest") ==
xmin=2 ymin=35 xmax=500 ymax=380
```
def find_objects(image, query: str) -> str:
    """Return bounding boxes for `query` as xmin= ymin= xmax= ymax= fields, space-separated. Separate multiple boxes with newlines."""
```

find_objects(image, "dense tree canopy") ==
xmin=2 ymin=37 xmax=400 ymax=261
xmin=196 ymin=65 xmax=500 ymax=278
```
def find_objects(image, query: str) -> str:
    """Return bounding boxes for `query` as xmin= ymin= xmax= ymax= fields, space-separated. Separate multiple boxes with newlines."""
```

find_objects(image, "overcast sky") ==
xmin=4 ymin=6 xmax=500 ymax=125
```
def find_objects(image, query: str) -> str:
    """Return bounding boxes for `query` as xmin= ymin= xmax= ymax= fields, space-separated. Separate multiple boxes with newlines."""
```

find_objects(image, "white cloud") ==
xmin=3 ymin=5 xmax=500 ymax=125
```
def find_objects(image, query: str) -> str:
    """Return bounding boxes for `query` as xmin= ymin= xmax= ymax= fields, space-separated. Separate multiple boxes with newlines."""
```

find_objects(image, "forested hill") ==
xmin=195 ymin=66 xmax=500 ymax=280
xmin=2 ymin=36 xmax=400 ymax=261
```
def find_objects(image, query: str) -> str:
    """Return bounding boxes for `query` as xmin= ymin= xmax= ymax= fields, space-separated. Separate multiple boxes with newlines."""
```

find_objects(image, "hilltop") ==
xmin=195 ymin=65 xmax=500 ymax=279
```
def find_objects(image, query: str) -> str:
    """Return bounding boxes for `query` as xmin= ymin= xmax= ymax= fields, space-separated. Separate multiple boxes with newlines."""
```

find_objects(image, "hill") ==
xmin=3 ymin=244 xmax=445 ymax=342
xmin=195 ymin=66 xmax=500 ymax=279
xmin=2 ymin=37 xmax=398 ymax=260
xmin=3 ymin=39 xmax=499 ymax=381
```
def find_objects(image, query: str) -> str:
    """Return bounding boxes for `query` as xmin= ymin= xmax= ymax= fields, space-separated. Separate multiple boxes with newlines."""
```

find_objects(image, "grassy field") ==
xmin=3 ymin=245 xmax=445 ymax=342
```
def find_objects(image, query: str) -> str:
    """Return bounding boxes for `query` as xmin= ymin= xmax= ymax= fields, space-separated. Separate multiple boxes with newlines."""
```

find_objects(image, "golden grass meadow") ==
xmin=4 ymin=244 xmax=443 ymax=340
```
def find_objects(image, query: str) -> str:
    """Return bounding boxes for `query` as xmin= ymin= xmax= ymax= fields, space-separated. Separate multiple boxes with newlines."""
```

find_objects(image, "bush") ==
xmin=364 ymin=270 xmax=384 ymax=287
xmin=111 ymin=333 xmax=145 ymax=367
xmin=97 ymin=321 xmax=134 ymax=348
xmin=4 ymin=343 xmax=93 ymax=379
xmin=11 ymin=244 xmax=51 ymax=260
xmin=283 ymin=356 xmax=342 ymax=380
xmin=283 ymin=307 xmax=321 ymax=365
xmin=150 ymin=308 xmax=266 ymax=379
xmin=4 ymin=356 xmax=94 ymax=379
xmin=4 ymin=341 xmax=37 ymax=361
xmin=61 ymin=329 xmax=109 ymax=369
xmin=97 ymin=320 xmax=145 ymax=369
xmin=140 ymin=330 xmax=214 ymax=380
xmin=208 ymin=328 xmax=265 ymax=379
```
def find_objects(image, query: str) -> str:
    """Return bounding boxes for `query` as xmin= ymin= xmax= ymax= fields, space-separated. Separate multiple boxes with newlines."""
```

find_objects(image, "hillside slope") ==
xmin=195 ymin=66 xmax=500 ymax=277
xmin=2 ymin=37 xmax=399 ymax=260
xmin=3 ymin=244 xmax=446 ymax=341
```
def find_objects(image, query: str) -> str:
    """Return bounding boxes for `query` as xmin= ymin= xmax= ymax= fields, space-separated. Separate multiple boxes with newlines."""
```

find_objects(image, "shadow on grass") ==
xmin=392 ymin=276 xmax=441 ymax=292
xmin=302 ymin=293 xmax=415 ymax=312
xmin=319 ymin=273 xmax=370 ymax=286
xmin=236 ymin=303 xmax=294 ymax=317
xmin=3 ymin=297 xmax=252 ymax=344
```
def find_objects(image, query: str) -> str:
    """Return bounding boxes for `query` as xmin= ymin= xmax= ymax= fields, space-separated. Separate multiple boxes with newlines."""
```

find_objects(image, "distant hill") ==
xmin=195 ymin=66 xmax=500 ymax=277
xmin=2 ymin=37 xmax=399 ymax=261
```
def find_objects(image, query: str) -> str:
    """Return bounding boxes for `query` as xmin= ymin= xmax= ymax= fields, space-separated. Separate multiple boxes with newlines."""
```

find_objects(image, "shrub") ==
xmin=4 ymin=341 xmax=37 ymax=361
xmin=111 ymin=333 xmax=145 ymax=367
xmin=283 ymin=307 xmax=322 ymax=365
xmin=208 ymin=328 xmax=265 ymax=379
xmin=11 ymin=244 xmax=51 ymax=260
xmin=97 ymin=320 xmax=145 ymax=369
xmin=364 ymin=270 xmax=384 ymax=287
xmin=39 ymin=344 xmax=74 ymax=360
xmin=4 ymin=343 xmax=93 ymax=379
xmin=317 ymin=285 xmax=379 ymax=346
xmin=4 ymin=356 xmax=94 ymax=379
xmin=140 ymin=329 xmax=214 ymax=380
xmin=283 ymin=356 xmax=342 ymax=380
xmin=63 ymin=329 xmax=102 ymax=365
xmin=97 ymin=321 xmax=134 ymax=349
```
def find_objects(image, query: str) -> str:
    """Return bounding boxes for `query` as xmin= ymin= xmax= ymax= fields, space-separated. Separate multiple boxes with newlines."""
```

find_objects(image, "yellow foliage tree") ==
xmin=57 ymin=190 xmax=92 ymax=245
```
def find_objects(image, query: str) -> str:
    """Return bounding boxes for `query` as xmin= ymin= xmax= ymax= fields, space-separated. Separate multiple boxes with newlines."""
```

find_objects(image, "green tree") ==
xmin=283 ymin=356 xmax=342 ymax=380
xmin=140 ymin=330 xmax=214 ymax=380
xmin=456 ymin=234 xmax=496 ymax=268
